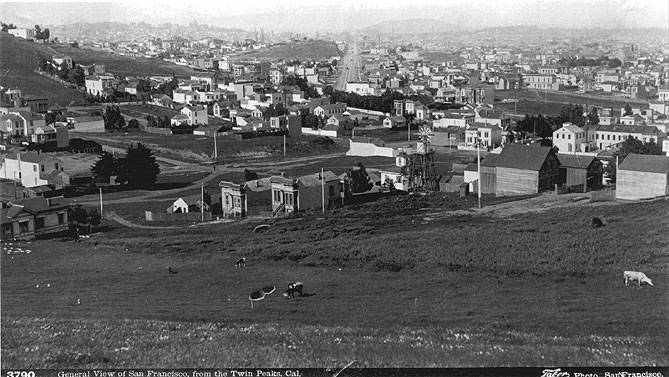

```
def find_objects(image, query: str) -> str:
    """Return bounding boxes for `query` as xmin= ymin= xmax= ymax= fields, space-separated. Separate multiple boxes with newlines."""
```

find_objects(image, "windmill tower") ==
xmin=398 ymin=125 xmax=441 ymax=192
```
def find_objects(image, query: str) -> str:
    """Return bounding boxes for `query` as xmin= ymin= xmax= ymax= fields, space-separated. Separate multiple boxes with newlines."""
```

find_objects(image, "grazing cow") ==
xmin=624 ymin=271 xmax=654 ymax=286
xmin=284 ymin=282 xmax=304 ymax=298
xmin=235 ymin=257 xmax=246 ymax=268
xmin=591 ymin=217 xmax=604 ymax=228
xmin=168 ymin=267 xmax=178 ymax=274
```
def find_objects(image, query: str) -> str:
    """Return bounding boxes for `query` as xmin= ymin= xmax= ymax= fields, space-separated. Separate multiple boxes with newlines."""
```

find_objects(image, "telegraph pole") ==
xmin=99 ymin=188 xmax=103 ymax=219
xmin=321 ymin=168 xmax=325 ymax=214
xmin=477 ymin=133 xmax=482 ymax=209
xmin=283 ymin=134 xmax=286 ymax=157
xmin=201 ymin=183 xmax=204 ymax=222
xmin=213 ymin=134 xmax=218 ymax=160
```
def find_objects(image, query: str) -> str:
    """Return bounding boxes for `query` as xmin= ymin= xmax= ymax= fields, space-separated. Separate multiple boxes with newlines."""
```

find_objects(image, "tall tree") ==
xmin=117 ymin=143 xmax=160 ymax=189
xmin=623 ymin=104 xmax=633 ymax=116
xmin=347 ymin=163 xmax=373 ymax=193
xmin=91 ymin=152 xmax=119 ymax=183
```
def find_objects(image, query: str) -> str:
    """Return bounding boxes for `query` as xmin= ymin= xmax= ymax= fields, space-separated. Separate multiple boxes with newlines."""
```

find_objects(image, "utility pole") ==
xmin=283 ymin=134 xmax=286 ymax=157
xmin=477 ymin=132 xmax=482 ymax=209
xmin=321 ymin=168 xmax=325 ymax=214
xmin=213 ymin=133 xmax=218 ymax=160
xmin=99 ymin=188 xmax=103 ymax=219
xmin=201 ymin=183 xmax=204 ymax=222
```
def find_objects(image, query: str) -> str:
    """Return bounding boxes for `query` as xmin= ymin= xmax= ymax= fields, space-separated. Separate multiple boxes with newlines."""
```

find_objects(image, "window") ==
xmin=329 ymin=186 xmax=335 ymax=197
xmin=607 ymin=135 xmax=610 ymax=140
xmin=19 ymin=221 xmax=29 ymax=233
xmin=57 ymin=213 xmax=64 ymax=225
xmin=33 ymin=165 xmax=37 ymax=172
xmin=273 ymin=190 xmax=281 ymax=202
xmin=225 ymin=195 xmax=230 ymax=207
xmin=285 ymin=193 xmax=293 ymax=205
xmin=35 ymin=217 xmax=45 ymax=230
xmin=55 ymin=163 xmax=59 ymax=170
xmin=568 ymin=134 xmax=571 ymax=140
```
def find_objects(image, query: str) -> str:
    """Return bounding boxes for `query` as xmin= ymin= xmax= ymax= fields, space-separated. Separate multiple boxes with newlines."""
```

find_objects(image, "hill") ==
xmin=360 ymin=18 xmax=466 ymax=34
xmin=0 ymin=32 xmax=87 ymax=106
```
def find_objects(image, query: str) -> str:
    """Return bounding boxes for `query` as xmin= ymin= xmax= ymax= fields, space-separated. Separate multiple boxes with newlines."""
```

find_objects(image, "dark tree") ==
xmin=623 ymin=104 xmax=633 ymax=116
xmin=587 ymin=107 xmax=599 ymax=125
xmin=347 ymin=163 xmax=373 ymax=193
xmin=103 ymin=105 xmax=125 ymax=131
xmin=557 ymin=104 xmax=585 ymax=127
xmin=117 ymin=143 xmax=160 ymax=188
xmin=91 ymin=152 xmax=119 ymax=183
xmin=244 ymin=168 xmax=258 ymax=181
xmin=127 ymin=119 xmax=140 ymax=129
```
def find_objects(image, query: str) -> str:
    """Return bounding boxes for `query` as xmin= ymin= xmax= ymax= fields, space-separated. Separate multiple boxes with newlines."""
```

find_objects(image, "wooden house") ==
xmin=557 ymin=154 xmax=603 ymax=192
xmin=464 ymin=154 xmax=498 ymax=194
xmin=616 ymin=154 xmax=669 ymax=200
xmin=1 ymin=197 xmax=70 ymax=241
xmin=271 ymin=171 xmax=342 ymax=216
xmin=219 ymin=177 xmax=272 ymax=217
xmin=495 ymin=144 xmax=561 ymax=196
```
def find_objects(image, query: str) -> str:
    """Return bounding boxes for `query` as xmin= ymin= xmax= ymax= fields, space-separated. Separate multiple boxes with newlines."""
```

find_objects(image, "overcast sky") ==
xmin=1 ymin=0 xmax=667 ymax=32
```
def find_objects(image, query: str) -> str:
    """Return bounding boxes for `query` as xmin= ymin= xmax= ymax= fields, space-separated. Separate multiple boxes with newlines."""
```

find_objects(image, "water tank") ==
xmin=396 ymin=156 xmax=407 ymax=167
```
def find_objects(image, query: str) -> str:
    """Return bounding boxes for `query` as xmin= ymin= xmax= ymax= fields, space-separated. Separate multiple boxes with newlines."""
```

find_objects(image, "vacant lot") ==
xmin=232 ymin=40 xmax=341 ymax=62
xmin=2 ymin=195 xmax=668 ymax=367
xmin=120 ymin=104 xmax=179 ymax=120
xmin=80 ymin=133 xmax=347 ymax=163
xmin=498 ymin=89 xmax=648 ymax=114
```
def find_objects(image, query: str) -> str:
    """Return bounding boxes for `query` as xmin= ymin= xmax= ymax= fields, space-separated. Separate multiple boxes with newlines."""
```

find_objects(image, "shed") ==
xmin=616 ymin=154 xmax=669 ymax=200
xmin=167 ymin=198 xmax=189 ymax=213
xmin=495 ymin=144 xmax=561 ymax=196
xmin=557 ymin=154 xmax=603 ymax=192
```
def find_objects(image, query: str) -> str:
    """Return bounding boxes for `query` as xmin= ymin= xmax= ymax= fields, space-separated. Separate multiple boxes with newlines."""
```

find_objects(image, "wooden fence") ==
xmin=145 ymin=211 xmax=212 ymax=222
xmin=590 ymin=189 xmax=616 ymax=202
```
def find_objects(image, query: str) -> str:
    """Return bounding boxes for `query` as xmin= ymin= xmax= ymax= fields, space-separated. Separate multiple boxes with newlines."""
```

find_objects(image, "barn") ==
xmin=495 ymin=144 xmax=561 ymax=196
xmin=616 ymin=153 xmax=669 ymax=200
xmin=557 ymin=154 xmax=603 ymax=192
xmin=464 ymin=154 xmax=498 ymax=194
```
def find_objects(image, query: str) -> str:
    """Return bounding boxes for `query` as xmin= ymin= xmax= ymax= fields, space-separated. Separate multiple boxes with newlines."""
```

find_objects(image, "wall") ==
xmin=346 ymin=140 xmax=396 ymax=157
xmin=616 ymin=171 xmax=668 ymax=200
xmin=495 ymin=167 xmax=538 ymax=196
xmin=301 ymin=128 xmax=338 ymax=138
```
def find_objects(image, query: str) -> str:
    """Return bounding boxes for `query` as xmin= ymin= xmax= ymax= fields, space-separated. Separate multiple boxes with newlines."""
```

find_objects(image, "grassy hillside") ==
xmin=0 ymin=33 xmax=86 ymax=105
xmin=1 ymin=196 xmax=668 ymax=367
xmin=233 ymin=40 xmax=342 ymax=62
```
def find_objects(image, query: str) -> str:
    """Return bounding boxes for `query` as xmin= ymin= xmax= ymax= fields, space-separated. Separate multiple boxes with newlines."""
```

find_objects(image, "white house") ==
xmin=0 ymin=152 xmax=67 ymax=188
xmin=85 ymin=75 xmax=116 ymax=96
xmin=167 ymin=198 xmax=189 ymax=213
xmin=379 ymin=168 xmax=409 ymax=191
xmin=465 ymin=123 xmax=503 ymax=148
xmin=383 ymin=116 xmax=406 ymax=129
xmin=7 ymin=28 xmax=35 ymax=39
xmin=180 ymin=105 xmax=208 ymax=126
xmin=345 ymin=82 xmax=375 ymax=95
xmin=552 ymin=122 xmax=589 ymax=153
xmin=595 ymin=124 xmax=659 ymax=150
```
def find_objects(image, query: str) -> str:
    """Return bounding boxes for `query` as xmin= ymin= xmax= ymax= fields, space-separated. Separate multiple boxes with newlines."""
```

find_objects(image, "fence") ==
xmin=590 ymin=189 xmax=616 ymax=202
xmin=145 ymin=211 xmax=212 ymax=222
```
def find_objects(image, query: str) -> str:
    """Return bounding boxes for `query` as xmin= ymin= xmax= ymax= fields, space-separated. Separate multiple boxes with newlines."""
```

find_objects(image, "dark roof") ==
xmin=619 ymin=154 xmax=669 ymax=174
xmin=557 ymin=154 xmax=598 ymax=169
xmin=596 ymin=124 xmax=658 ymax=135
xmin=495 ymin=144 xmax=553 ymax=171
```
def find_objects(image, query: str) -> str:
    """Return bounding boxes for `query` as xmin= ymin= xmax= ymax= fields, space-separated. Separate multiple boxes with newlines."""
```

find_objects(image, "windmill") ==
xmin=399 ymin=124 xmax=441 ymax=192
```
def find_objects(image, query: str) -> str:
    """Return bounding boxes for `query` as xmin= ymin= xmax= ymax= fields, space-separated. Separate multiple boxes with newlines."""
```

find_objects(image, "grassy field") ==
xmin=2 ymin=195 xmax=668 ymax=367
xmin=49 ymin=45 xmax=198 ymax=78
xmin=496 ymin=90 xmax=649 ymax=116
xmin=80 ymin=133 xmax=347 ymax=163
xmin=0 ymin=33 xmax=87 ymax=105
xmin=232 ymin=40 xmax=341 ymax=62
xmin=120 ymin=104 xmax=180 ymax=120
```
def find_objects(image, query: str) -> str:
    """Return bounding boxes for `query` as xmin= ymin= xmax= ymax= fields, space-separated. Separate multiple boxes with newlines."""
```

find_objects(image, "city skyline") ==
xmin=0 ymin=0 xmax=668 ymax=33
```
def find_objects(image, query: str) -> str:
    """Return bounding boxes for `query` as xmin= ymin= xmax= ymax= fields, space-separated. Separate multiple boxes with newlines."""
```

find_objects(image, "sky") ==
xmin=0 ymin=0 xmax=667 ymax=32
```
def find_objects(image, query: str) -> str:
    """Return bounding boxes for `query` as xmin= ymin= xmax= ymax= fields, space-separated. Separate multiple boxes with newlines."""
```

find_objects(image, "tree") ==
xmin=66 ymin=66 xmax=85 ymax=87
xmin=117 ymin=142 xmax=160 ymax=189
xmin=244 ymin=169 xmax=258 ymax=181
xmin=1 ymin=22 xmax=16 ymax=32
xmin=347 ymin=163 xmax=373 ymax=193
xmin=127 ymin=119 xmax=140 ymax=129
xmin=587 ymin=107 xmax=599 ymax=125
xmin=102 ymin=105 xmax=126 ymax=131
xmin=91 ymin=152 xmax=120 ymax=183
xmin=557 ymin=104 xmax=585 ymax=127
xmin=623 ymin=104 xmax=633 ymax=116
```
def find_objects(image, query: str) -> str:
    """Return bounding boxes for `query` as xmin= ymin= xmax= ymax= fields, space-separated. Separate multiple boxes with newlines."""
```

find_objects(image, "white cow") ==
xmin=624 ymin=271 xmax=654 ymax=286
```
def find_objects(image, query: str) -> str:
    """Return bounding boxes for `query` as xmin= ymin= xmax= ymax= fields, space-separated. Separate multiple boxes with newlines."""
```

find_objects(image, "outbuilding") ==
xmin=616 ymin=153 xmax=669 ymax=200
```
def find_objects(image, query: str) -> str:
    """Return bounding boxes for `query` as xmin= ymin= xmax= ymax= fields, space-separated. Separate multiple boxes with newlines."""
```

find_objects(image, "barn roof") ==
xmin=619 ymin=153 xmax=669 ymax=174
xmin=495 ymin=144 xmax=553 ymax=171
xmin=557 ymin=154 xmax=598 ymax=169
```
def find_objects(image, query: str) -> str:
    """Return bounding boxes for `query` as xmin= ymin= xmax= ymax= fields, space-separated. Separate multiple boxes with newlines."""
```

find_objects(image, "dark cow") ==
xmin=168 ymin=267 xmax=178 ymax=274
xmin=235 ymin=257 xmax=246 ymax=268
xmin=592 ymin=217 xmax=604 ymax=228
xmin=284 ymin=282 xmax=303 ymax=298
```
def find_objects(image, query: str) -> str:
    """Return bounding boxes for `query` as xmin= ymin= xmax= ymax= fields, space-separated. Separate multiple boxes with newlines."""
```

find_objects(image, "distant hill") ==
xmin=359 ymin=19 xmax=466 ymax=34
xmin=0 ymin=32 xmax=86 ymax=106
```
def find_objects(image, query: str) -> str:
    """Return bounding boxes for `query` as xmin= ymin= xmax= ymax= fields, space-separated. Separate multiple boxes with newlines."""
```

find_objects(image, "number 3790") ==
xmin=7 ymin=371 xmax=35 ymax=377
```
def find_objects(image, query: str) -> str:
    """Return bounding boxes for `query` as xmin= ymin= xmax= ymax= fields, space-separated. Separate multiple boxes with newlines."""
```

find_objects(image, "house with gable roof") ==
xmin=1 ymin=197 xmax=70 ymax=240
xmin=616 ymin=154 xmax=669 ymax=200
xmin=494 ymin=144 xmax=561 ymax=196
